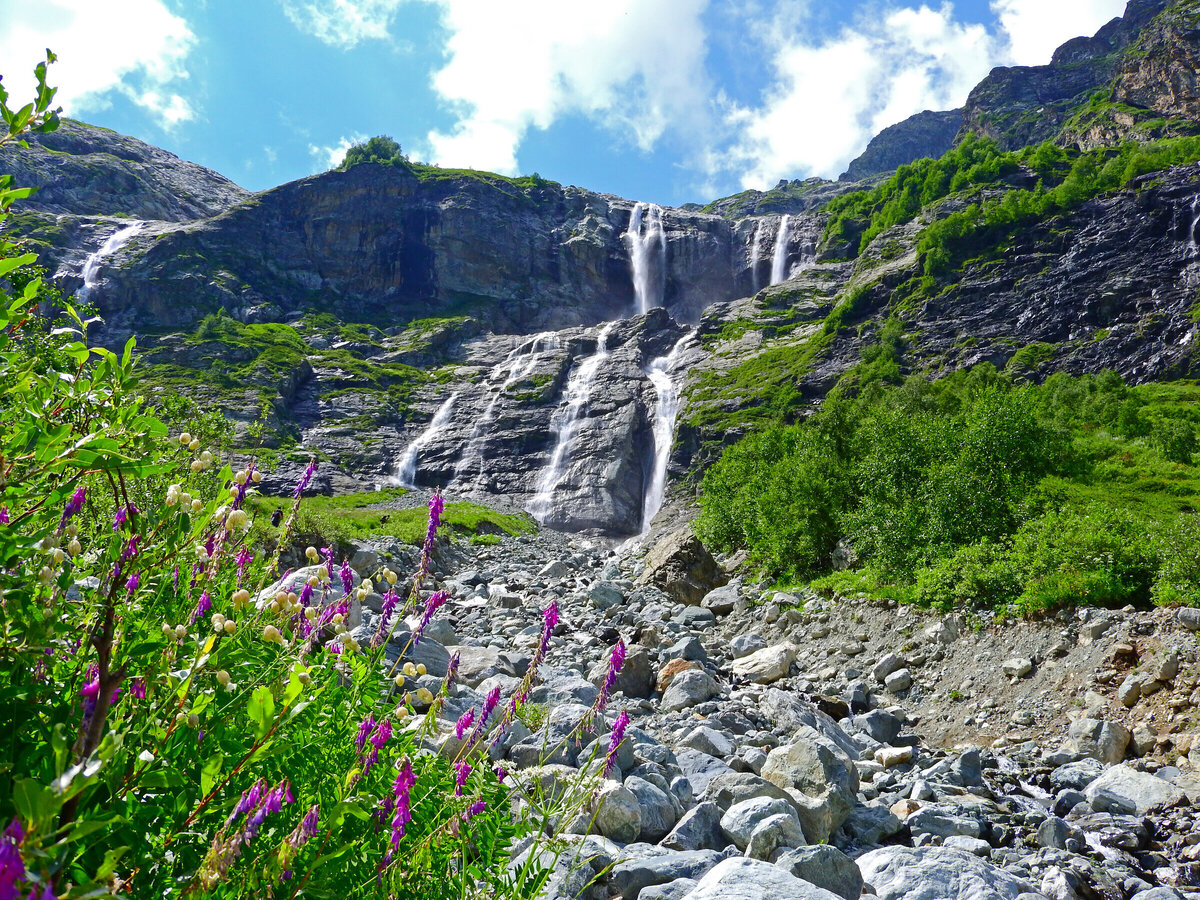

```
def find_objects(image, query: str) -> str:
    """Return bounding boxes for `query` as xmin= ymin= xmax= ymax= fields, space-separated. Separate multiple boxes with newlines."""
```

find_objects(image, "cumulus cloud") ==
xmin=308 ymin=133 xmax=366 ymax=170
xmin=723 ymin=4 xmax=1000 ymax=188
xmin=419 ymin=0 xmax=712 ymax=175
xmin=280 ymin=0 xmax=405 ymax=47
xmin=991 ymin=0 xmax=1128 ymax=67
xmin=0 ymin=0 xmax=195 ymax=129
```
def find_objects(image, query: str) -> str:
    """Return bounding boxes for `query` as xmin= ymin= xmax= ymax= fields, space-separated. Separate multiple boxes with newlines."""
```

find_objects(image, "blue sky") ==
xmin=1 ymin=0 xmax=1127 ymax=207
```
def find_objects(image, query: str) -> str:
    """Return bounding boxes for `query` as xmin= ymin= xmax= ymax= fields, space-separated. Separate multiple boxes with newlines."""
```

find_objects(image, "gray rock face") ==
xmin=1063 ymin=718 xmax=1132 ymax=765
xmin=745 ymin=813 xmax=805 ymax=861
xmin=682 ymin=857 xmax=845 ymax=900
xmin=1085 ymin=764 xmax=1187 ymax=815
xmin=775 ymin=845 xmax=864 ymax=900
xmin=840 ymin=109 xmax=964 ymax=182
xmin=858 ymin=846 xmax=1034 ymax=900
xmin=626 ymin=775 xmax=679 ymax=843
xmin=639 ymin=527 xmax=728 ymax=604
xmin=663 ymin=802 xmax=727 ymax=852
xmin=594 ymin=781 xmax=642 ymax=843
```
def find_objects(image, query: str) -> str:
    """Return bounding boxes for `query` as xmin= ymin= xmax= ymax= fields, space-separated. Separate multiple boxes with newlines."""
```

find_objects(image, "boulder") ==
xmin=761 ymin=736 xmax=858 ymax=843
xmin=1085 ymin=764 xmax=1187 ymax=815
xmin=626 ymin=775 xmax=678 ymax=843
xmin=745 ymin=813 xmax=805 ymax=861
xmin=731 ymin=644 xmax=796 ymax=685
xmin=658 ymin=658 xmax=702 ymax=693
xmin=663 ymin=801 xmax=728 ymax=852
xmin=593 ymin=781 xmax=642 ymax=843
xmin=677 ymin=749 xmax=736 ymax=796
xmin=1063 ymin=718 xmax=1131 ymax=765
xmin=588 ymin=643 xmax=654 ymax=698
xmin=638 ymin=527 xmax=727 ymax=605
xmin=858 ymin=846 xmax=1034 ymax=900
xmin=682 ymin=857 xmax=844 ymax=899
xmin=662 ymin=669 xmax=721 ymax=712
xmin=721 ymin=797 xmax=803 ymax=851
xmin=610 ymin=851 xmax=725 ymax=900
xmin=775 ymin=845 xmax=864 ymax=900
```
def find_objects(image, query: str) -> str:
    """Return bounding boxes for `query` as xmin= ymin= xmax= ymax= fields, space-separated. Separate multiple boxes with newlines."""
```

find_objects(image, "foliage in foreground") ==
xmin=0 ymin=60 xmax=628 ymax=900
xmin=696 ymin=366 xmax=1200 ymax=614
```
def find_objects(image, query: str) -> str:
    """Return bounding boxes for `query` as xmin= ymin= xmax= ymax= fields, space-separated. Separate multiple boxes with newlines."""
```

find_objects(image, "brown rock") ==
xmin=638 ymin=527 xmax=727 ymax=605
xmin=658 ymin=658 xmax=701 ymax=693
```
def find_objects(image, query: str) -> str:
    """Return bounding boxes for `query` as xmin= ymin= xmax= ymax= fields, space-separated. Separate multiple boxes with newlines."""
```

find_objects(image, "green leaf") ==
xmin=12 ymin=777 xmax=59 ymax=829
xmin=247 ymin=685 xmax=275 ymax=740
xmin=201 ymin=752 xmax=224 ymax=795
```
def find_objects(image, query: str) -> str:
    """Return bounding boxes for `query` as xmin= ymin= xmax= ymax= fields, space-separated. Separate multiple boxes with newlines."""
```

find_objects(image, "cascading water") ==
xmin=624 ymin=202 xmax=667 ymax=314
xmin=526 ymin=323 xmax=615 ymax=523
xmin=78 ymin=222 xmax=143 ymax=301
xmin=770 ymin=214 xmax=791 ymax=285
xmin=639 ymin=332 xmax=694 ymax=533
xmin=748 ymin=220 xmax=765 ymax=292
xmin=452 ymin=333 xmax=560 ymax=489
xmin=393 ymin=392 xmax=458 ymax=488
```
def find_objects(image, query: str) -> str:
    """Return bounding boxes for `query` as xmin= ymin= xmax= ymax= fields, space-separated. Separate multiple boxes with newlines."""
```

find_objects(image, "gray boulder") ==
xmin=775 ymin=845 xmax=864 ymax=900
xmin=610 ymin=850 xmax=724 ymax=900
xmin=663 ymin=669 xmax=721 ymax=712
xmin=663 ymin=801 xmax=728 ymax=852
xmin=681 ymin=857 xmax=845 ymax=899
xmin=858 ymin=846 xmax=1034 ymax=900
xmin=761 ymin=735 xmax=858 ymax=842
xmin=745 ymin=813 xmax=805 ymax=862
xmin=721 ymin=797 xmax=802 ymax=851
xmin=1085 ymin=764 xmax=1187 ymax=815
xmin=626 ymin=775 xmax=678 ymax=843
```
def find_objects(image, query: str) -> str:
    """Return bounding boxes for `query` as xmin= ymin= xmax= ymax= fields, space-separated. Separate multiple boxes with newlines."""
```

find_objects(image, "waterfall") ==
xmin=748 ymin=220 xmax=765 ymax=292
xmin=624 ymin=202 xmax=667 ymax=314
xmin=393 ymin=392 xmax=458 ymax=488
xmin=452 ymin=333 xmax=559 ymax=489
xmin=78 ymin=222 xmax=142 ymax=301
xmin=770 ymin=214 xmax=791 ymax=285
xmin=526 ymin=323 xmax=615 ymax=523
xmin=639 ymin=332 xmax=693 ymax=533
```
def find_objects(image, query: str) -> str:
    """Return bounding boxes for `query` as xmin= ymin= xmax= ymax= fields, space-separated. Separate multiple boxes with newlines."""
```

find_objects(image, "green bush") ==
xmin=1153 ymin=514 xmax=1200 ymax=607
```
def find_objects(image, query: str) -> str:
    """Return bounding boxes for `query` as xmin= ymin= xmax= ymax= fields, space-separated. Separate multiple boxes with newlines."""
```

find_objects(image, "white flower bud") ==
xmin=251 ymin=470 xmax=263 ymax=483
xmin=187 ymin=713 xmax=200 ymax=728
xmin=305 ymin=546 xmax=318 ymax=561
xmin=216 ymin=670 xmax=231 ymax=686
xmin=189 ymin=439 xmax=201 ymax=451
xmin=223 ymin=619 xmax=235 ymax=635
xmin=262 ymin=624 xmax=281 ymax=643
xmin=200 ymin=450 xmax=213 ymax=464
xmin=67 ymin=539 xmax=82 ymax=556
xmin=190 ymin=460 xmax=203 ymax=473
xmin=179 ymin=433 xmax=192 ymax=446
xmin=175 ymin=624 xmax=188 ymax=640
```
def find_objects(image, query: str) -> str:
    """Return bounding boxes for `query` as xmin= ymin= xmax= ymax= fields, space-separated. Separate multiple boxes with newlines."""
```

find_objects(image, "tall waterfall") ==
xmin=526 ymin=323 xmax=615 ymax=523
xmin=624 ymin=202 xmax=667 ymax=314
xmin=453 ymin=333 xmax=559 ymax=489
xmin=393 ymin=392 xmax=459 ymax=488
xmin=78 ymin=222 xmax=143 ymax=301
xmin=749 ymin=220 xmax=765 ymax=292
xmin=770 ymin=214 xmax=791 ymax=285
xmin=639 ymin=332 xmax=693 ymax=533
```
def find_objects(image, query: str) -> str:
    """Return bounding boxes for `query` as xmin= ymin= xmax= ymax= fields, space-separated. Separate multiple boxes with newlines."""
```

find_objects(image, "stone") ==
xmin=625 ymin=775 xmax=678 ymax=843
xmin=744 ymin=813 xmax=805 ymax=861
xmin=643 ymin=880 xmax=699 ymax=900
xmin=1176 ymin=608 xmax=1200 ymax=631
xmin=906 ymin=807 xmax=984 ymax=840
xmin=1049 ymin=757 xmax=1104 ymax=792
xmin=731 ymin=644 xmax=796 ymax=685
xmin=858 ymin=846 xmax=1034 ymax=900
xmin=681 ymin=726 xmax=737 ymax=759
xmin=775 ymin=845 xmax=863 ymax=900
xmin=761 ymin=737 xmax=858 ymax=842
xmin=842 ymin=803 xmax=904 ymax=845
xmin=538 ymin=559 xmax=571 ymax=579
xmin=658 ymin=658 xmax=702 ymax=693
xmin=677 ymin=749 xmax=736 ymax=796
xmin=348 ymin=545 xmax=380 ymax=576
xmin=609 ymin=850 xmax=724 ymax=899
xmin=875 ymin=746 xmax=914 ymax=768
xmin=662 ymin=669 xmax=721 ymax=712
xmin=1002 ymin=657 xmax=1034 ymax=679
xmin=721 ymin=797 xmax=802 ymax=851
xmin=1063 ymin=718 xmax=1131 ymax=765
xmin=1118 ymin=673 xmax=1145 ymax=707
xmin=853 ymin=710 xmax=903 ymax=744
xmin=1085 ymin=764 xmax=1187 ymax=815
xmin=1156 ymin=651 xmax=1180 ymax=683
xmin=731 ymin=633 xmax=768 ymax=659
xmin=588 ymin=643 xmax=654 ymax=699
xmin=682 ymin=856 xmax=845 ymax=900
xmin=593 ymin=781 xmax=642 ymax=843
xmin=702 ymin=583 xmax=741 ymax=616
xmin=943 ymin=836 xmax=991 ymax=856
xmin=702 ymin=772 xmax=798 ymax=814
xmin=453 ymin=645 xmax=515 ymax=687
xmin=872 ymin=653 xmax=907 ymax=683
xmin=664 ymin=636 xmax=709 ymax=664
xmin=884 ymin=668 xmax=912 ymax=693
xmin=638 ymin=528 xmax=728 ymax=606
xmin=588 ymin=581 xmax=624 ymax=609
xmin=663 ymin=801 xmax=728 ymax=852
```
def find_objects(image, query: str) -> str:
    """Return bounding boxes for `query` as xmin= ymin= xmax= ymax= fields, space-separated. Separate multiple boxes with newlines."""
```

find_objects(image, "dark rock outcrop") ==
xmin=840 ymin=109 xmax=964 ymax=182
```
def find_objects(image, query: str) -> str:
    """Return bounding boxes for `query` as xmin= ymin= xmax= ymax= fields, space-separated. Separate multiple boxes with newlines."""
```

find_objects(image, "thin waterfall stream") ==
xmin=526 ymin=323 xmax=615 ymax=523
xmin=639 ymin=332 xmax=694 ymax=533
xmin=749 ymin=219 xmax=764 ymax=292
xmin=78 ymin=222 xmax=143 ymax=302
xmin=770 ymin=214 xmax=791 ymax=285
xmin=393 ymin=392 xmax=459 ymax=488
xmin=624 ymin=202 xmax=667 ymax=314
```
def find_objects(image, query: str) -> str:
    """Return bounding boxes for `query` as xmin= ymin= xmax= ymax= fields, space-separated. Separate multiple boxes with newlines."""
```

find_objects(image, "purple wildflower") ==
xmin=495 ymin=766 xmax=508 ymax=784
xmin=444 ymin=651 xmax=460 ymax=687
xmin=0 ymin=506 xmax=8 ymax=525
xmin=131 ymin=679 xmax=146 ymax=700
xmin=453 ymin=760 xmax=472 ymax=796
xmin=477 ymin=687 xmax=501 ymax=732
xmin=60 ymin=485 xmax=86 ymax=529
xmin=322 ymin=548 xmax=335 ymax=580
xmin=412 ymin=590 xmax=449 ymax=647
xmin=298 ymin=581 xmax=314 ymax=609
xmin=125 ymin=573 xmax=140 ymax=595
xmin=464 ymin=800 xmax=486 ymax=820
xmin=369 ymin=718 xmax=392 ymax=751
xmin=381 ymin=759 xmax=415 ymax=870
xmin=235 ymin=548 xmax=253 ymax=587
xmin=286 ymin=804 xmax=320 ymax=850
xmin=190 ymin=591 xmax=212 ymax=625
xmin=173 ymin=565 xmax=179 ymax=591
xmin=534 ymin=601 xmax=559 ymax=665
xmin=603 ymin=711 xmax=630 ymax=777
xmin=121 ymin=535 xmax=138 ymax=562
xmin=598 ymin=639 xmax=626 ymax=712
xmin=112 ymin=503 xmax=138 ymax=532
xmin=293 ymin=459 xmax=318 ymax=498
xmin=339 ymin=559 xmax=354 ymax=596
xmin=1 ymin=818 xmax=28 ymax=899
xmin=371 ymin=590 xmax=401 ymax=648
xmin=454 ymin=709 xmax=475 ymax=740
xmin=355 ymin=715 xmax=376 ymax=753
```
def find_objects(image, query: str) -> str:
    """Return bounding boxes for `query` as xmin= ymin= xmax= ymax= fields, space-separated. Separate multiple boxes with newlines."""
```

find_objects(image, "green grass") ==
xmin=248 ymin=490 xmax=536 ymax=555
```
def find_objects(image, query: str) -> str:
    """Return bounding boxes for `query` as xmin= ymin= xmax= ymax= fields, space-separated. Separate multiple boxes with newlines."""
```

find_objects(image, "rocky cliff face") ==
xmin=3 ymin=119 xmax=248 ymax=221
xmin=839 ymin=110 xmax=964 ymax=182
xmin=960 ymin=0 xmax=1171 ymax=149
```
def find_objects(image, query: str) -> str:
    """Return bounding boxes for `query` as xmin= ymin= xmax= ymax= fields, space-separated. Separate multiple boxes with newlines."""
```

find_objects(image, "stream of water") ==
xmin=639 ymin=332 xmax=694 ymax=533
xmin=78 ymin=222 xmax=143 ymax=301
xmin=625 ymin=203 xmax=667 ymax=314
xmin=770 ymin=214 xmax=791 ymax=285
xmin=393 ymin=392 xmax=459 ymax=488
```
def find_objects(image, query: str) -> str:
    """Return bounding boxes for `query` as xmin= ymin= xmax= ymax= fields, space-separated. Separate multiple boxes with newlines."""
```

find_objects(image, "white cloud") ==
xmin=308 ymin=133 xmax=366 ymax=170
xmin=421 ymin=0 xmax=712 ymax=175
xmin=991 ymin=0 xmax=1127 ymax=67
xmin=724 ymin=4 xmax=1000 ymax=188
xmin=280 ymin=0 xmax=405 ymax=47
xmin=0 ymin=0 xmax=196 ymax=129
